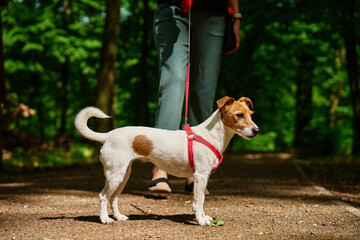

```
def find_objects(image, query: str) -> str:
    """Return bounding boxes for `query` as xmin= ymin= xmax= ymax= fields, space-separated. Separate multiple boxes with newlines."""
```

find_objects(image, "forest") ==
xmin=0 ymin=0 xmax=359 ymax=170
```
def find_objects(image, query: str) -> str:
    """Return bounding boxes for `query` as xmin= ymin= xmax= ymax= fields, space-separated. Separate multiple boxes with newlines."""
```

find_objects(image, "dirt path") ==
xmin=1 ymin=152 xmax=359 ymax=239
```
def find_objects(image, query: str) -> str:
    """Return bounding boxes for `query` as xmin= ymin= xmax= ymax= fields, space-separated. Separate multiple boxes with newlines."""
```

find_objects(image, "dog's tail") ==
xmin=75 ymin=107 xmax=111 ymax=143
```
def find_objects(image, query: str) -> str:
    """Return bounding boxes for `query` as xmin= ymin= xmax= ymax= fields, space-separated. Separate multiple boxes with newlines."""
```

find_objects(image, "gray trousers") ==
xmin=154 ymin=4 xmax=225 ymax=130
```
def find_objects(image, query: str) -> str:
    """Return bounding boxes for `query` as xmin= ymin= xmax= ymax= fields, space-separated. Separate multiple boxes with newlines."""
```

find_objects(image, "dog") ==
xmin=75 ymin=96 xmax=259 ymax=225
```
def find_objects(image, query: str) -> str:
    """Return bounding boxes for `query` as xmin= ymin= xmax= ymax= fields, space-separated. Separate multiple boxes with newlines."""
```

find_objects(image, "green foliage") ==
xmin=3 ymin=0 xmax=104 ymax=138
xmin=220 ymin=0 xmax=357 ymax=153
xmin=232 ymin=132 xmax=278 ymax=152
xmin=4 ymin=143 xmax=96 ymax=168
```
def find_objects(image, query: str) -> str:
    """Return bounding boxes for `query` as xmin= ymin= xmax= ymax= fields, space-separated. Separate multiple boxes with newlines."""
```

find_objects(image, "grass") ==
xmin=3 ymin=142 xmax=98 ymax=170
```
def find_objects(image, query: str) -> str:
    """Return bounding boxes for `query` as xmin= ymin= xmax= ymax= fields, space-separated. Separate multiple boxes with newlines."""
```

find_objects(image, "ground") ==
xmin=1 ymin=152 xmax=359 ymax=239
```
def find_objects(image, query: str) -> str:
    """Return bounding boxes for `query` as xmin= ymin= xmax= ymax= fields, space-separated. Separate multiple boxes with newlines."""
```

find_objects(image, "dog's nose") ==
xmin=252 ymin=126 xmax=260 ymax=135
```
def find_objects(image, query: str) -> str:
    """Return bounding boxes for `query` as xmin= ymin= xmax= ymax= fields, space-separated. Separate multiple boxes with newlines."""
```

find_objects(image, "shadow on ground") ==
xmin=40 ymin=213 xmax=196 ymax=225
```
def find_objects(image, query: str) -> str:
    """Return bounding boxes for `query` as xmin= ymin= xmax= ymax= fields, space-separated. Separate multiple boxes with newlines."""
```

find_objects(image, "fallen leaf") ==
xmin=209 ymin=220 xmax=225 ymax=226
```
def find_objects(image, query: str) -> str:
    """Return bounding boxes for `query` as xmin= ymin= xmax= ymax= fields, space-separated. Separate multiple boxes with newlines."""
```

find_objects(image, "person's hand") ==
xmin=226 ymin=19 xmax=241 ymax=55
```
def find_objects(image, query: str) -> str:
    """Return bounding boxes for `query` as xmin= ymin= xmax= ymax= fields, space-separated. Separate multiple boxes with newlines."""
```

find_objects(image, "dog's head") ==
xmin=217 ymin=96 xmax=259 ymax=139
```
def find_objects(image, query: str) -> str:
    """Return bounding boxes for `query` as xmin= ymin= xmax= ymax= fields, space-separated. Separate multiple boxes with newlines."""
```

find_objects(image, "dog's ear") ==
xmin=238 ymin=97 xmax=253 ymax=109
xmin=217 ymin=96 xmax=235 ymax=111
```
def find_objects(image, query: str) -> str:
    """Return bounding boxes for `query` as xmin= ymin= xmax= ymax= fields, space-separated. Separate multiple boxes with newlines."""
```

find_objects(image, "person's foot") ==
xmin=149 ymin=178 xmax=172 ymax=193
xmin=184 ymin=181 xmax=194 ymax=192
xmin=149 ymin=167 xmax=171 ymax=193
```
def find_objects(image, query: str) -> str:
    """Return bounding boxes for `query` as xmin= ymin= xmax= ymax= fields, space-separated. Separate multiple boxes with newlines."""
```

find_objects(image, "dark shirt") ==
xmin=192 ymin=0 xmax=227 ymax=15
xmin=160 ymin=0 xmax=227 ymax=15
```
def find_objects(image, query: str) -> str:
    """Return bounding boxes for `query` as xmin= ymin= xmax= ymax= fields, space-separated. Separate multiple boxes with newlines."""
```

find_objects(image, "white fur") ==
xmin=75 ymin=102 xmax=258 ymax=226
xmin=75 ymin=107 xmax=111 ymax=143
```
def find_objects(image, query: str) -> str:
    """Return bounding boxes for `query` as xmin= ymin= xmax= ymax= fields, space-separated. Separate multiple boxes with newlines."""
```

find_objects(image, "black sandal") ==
xmin=149 ymin=178 xmax=172 ymax=193
xmin=184 ymin=182 xmax=194 ymax=192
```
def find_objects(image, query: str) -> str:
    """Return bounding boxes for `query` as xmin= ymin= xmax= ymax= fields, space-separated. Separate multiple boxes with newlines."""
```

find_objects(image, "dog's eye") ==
xmin=236 ymin=113 xmax=244 ymax=119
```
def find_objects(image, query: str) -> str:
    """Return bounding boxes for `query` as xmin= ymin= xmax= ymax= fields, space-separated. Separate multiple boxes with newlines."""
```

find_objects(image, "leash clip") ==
xmin=182 ymin=118 xmax=189 ymax=130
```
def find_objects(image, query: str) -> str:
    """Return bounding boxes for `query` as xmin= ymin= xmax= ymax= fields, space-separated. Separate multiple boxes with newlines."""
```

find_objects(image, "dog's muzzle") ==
xmin=251 ymin=126 xmax=260 ymax=136
xmin=239 ymin=126 xmax=260 ymax=139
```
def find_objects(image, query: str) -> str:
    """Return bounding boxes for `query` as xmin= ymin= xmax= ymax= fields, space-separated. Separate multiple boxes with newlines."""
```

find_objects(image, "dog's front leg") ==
xmin=193 ymin=172 xmax=213 ymax=226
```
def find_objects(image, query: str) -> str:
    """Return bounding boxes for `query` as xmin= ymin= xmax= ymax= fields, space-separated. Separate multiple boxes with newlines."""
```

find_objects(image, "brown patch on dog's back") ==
xmin=132 ymin=135 xmax=153 ymax=156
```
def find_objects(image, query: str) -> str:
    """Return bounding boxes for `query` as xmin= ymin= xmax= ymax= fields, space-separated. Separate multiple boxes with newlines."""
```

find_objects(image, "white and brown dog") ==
xmin=75 ymin=96 xmax=259 ymax=225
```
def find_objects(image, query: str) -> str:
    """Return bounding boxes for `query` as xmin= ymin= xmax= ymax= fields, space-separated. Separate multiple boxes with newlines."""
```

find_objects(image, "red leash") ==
xmin=182 ymin=2 xmax=223 ymax=174
xmin=184 ymin=0 xmax=192 ymax=125
xmin=184 ymin=63 xmax=191 ymax=124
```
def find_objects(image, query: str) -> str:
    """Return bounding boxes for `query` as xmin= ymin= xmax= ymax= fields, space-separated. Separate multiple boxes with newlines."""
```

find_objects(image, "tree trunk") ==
xmin=59 ymin=0 xmax=72 ymax=136
xmin=32 ymin=74 xmax=44 ymax=139
xmin=96 ymin=0 xmax=121 ymax=132
xmin=139 ymin=0 xmax=150 ymax=126
xmin=293 ymin=0 xmax=316 ymax=152
xmin=327 ymin=48 xmax=346 ymax=152
xmin=0 ymin=7 xmax=7 ymax=172
xmin=59 ymin=57 xmax=69 ymax=135
xmin=293 ymin=55 xmax=314 ymax=150
xmin=340 ymin=0 xmax=360 ymax=154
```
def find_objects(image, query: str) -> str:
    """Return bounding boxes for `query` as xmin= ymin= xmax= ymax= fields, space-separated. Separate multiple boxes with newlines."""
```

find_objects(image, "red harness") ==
xmin=183 ymin=124 xmax=224 ymax=174
xmin=182 ymin=4 xmax=223 ymax=174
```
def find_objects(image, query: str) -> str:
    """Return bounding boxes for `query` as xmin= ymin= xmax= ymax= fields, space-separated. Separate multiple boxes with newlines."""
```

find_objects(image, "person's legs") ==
xmin=154 ymin=4 xmax=188 ymax=130
xmin=152 ymin=166 xmax=168 ymax=180
xmin=188 ymin=11 xmax=225 ymax=126
xmin=151 ymin=4 xmax=189 ymax=192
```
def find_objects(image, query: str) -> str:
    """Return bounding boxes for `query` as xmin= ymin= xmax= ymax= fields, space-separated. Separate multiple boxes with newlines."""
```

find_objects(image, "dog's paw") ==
xmin=204 ymin=215 xmax=213 ymax=222
xmin=196 ymin=216 xmax=212 ymax=226
xmin=114 ymin=214 xmax=129 ymax=221
xmin=100 ymin=216 xmax=115 ymax=224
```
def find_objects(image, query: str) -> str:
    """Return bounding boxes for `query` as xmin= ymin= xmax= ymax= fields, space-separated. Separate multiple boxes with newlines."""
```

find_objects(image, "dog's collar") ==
xmin=183 ymin=124 xmax=224 ymax=174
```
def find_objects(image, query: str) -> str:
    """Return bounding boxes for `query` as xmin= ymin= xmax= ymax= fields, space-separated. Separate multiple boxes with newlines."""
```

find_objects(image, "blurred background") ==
xmin=0 ymin=0 xmax=359 ymax=170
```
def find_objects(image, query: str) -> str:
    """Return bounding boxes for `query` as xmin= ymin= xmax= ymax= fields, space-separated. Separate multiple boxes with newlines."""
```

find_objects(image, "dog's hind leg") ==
xmin=193 ymin=172 xmax=213 ymax=226
xmin=99 ymin=171 xmax=128 ymax=224
xmin=99 ymin=156 xmax=131 ymax=224
xmin=99 ymin=184 xmax=113 ymax=224
xmin=110 ymin=162 xmax=133 ymax=221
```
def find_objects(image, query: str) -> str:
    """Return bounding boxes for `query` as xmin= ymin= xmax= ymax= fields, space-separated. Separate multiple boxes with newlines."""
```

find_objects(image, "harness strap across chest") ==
xmin=183 ymin=124 xmax=223 ymax=174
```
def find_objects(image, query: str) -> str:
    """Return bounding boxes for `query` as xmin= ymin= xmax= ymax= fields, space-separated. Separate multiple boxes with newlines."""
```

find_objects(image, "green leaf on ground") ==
xmin=209 ymin=220 xmax=225 ymax=226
